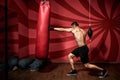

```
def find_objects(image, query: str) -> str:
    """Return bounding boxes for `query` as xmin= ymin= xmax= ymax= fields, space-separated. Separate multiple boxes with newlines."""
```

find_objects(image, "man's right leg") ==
xmin=67 ymin=53 xmax=77 ymax=76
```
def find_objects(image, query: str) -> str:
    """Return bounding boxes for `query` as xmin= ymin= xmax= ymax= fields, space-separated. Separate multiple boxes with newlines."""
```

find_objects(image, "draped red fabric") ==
xmin=36 ymin=1 xmax=50 ymax=59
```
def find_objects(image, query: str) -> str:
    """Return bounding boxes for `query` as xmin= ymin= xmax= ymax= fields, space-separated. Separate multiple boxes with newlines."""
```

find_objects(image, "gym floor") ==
xmin=8 ymin=63 xmax=120 ymax=80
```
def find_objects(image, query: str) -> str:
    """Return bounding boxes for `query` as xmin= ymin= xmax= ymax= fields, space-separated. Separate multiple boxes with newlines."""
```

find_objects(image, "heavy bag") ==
xmin=8 ymin=56 xmax=19 ymax=69
xmin=18 ymin=58 xmax=34 ymax=69
xmin=87 ymin=27 xmax=93 ymax=39
xmin=29 ymin=58 xmax=44 ymax=71
xmin=36 ymin=1 xmax=50 ymax=59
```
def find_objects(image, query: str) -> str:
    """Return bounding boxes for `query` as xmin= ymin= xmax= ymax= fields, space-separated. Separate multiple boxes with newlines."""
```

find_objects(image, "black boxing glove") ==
xmin=49 ymin=27 xmax=54 ymax=30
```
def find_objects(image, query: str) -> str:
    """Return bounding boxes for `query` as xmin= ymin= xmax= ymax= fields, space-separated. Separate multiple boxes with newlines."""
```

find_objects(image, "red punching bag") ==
xmin=36 ymin=1 xmax=50 ymax=59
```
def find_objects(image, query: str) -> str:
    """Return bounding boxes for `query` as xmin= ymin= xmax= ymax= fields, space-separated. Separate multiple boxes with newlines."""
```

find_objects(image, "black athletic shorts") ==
xmin=71 ymin=45 xmax=89 ymax=64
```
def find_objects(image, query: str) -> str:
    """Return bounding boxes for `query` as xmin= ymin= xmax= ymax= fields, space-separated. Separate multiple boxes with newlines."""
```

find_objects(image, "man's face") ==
xmin=72 ymin=25 xmax=76 ymax=28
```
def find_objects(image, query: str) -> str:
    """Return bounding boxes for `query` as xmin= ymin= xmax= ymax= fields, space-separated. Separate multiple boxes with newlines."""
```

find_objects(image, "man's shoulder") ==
xmin=79 ymin=28 xmax=86 ymax=34
xmin=79 ymin=28 xmax=85 ymax=31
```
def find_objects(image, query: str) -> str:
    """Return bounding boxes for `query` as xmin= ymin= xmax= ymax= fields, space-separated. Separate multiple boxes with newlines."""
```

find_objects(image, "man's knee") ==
xmin=68 ymin=53 xmax=74 ymax=59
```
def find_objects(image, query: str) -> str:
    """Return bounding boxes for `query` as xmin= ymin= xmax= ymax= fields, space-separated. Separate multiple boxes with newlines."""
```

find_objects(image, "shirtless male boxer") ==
xmin=50 ymin=22 xmax=107 ymax=78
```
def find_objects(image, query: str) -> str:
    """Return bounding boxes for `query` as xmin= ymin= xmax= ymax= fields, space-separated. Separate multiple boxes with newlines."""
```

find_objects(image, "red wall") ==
xmin=0 ymin=5 xmax=5 ymax=62
xmin=0 ymin=0 xmax=29 ymax=59
xmin=0 ymin=0 xmax=120 ymax=62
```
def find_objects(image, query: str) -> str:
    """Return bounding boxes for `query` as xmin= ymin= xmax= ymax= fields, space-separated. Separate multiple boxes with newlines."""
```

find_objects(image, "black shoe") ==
xmin=98 ymin=69 xmax=108 ymax=78
xmin=66 ymin=69 xmax=77 ymax=76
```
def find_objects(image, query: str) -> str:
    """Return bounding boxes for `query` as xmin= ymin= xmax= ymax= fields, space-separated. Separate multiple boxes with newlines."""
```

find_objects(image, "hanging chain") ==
xmin=89 ymin=0 xmax=91 ymax=27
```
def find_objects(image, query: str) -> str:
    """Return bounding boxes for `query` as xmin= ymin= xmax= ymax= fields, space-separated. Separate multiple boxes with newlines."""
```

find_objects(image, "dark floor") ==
xmin=8 ymin=63 xmax=120 ymax=80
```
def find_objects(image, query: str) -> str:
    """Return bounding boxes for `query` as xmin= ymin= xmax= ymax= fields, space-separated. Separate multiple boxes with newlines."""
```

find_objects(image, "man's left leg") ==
xmin=84 ymin=63 xmax=108 ymax=78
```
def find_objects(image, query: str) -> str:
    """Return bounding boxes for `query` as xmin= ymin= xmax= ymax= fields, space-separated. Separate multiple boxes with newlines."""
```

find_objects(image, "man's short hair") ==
xmin=71 ymin=22 xmax=79 ymax=26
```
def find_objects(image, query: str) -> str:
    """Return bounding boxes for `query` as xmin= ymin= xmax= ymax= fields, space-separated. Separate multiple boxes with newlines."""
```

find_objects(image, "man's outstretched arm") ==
xmin=50 ymin=27 xmax=72 ymax=32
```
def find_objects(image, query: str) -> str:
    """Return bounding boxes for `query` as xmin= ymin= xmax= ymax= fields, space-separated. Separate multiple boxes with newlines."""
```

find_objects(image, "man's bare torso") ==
xmin=71 ymin=27 xmax=86 ymax=47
